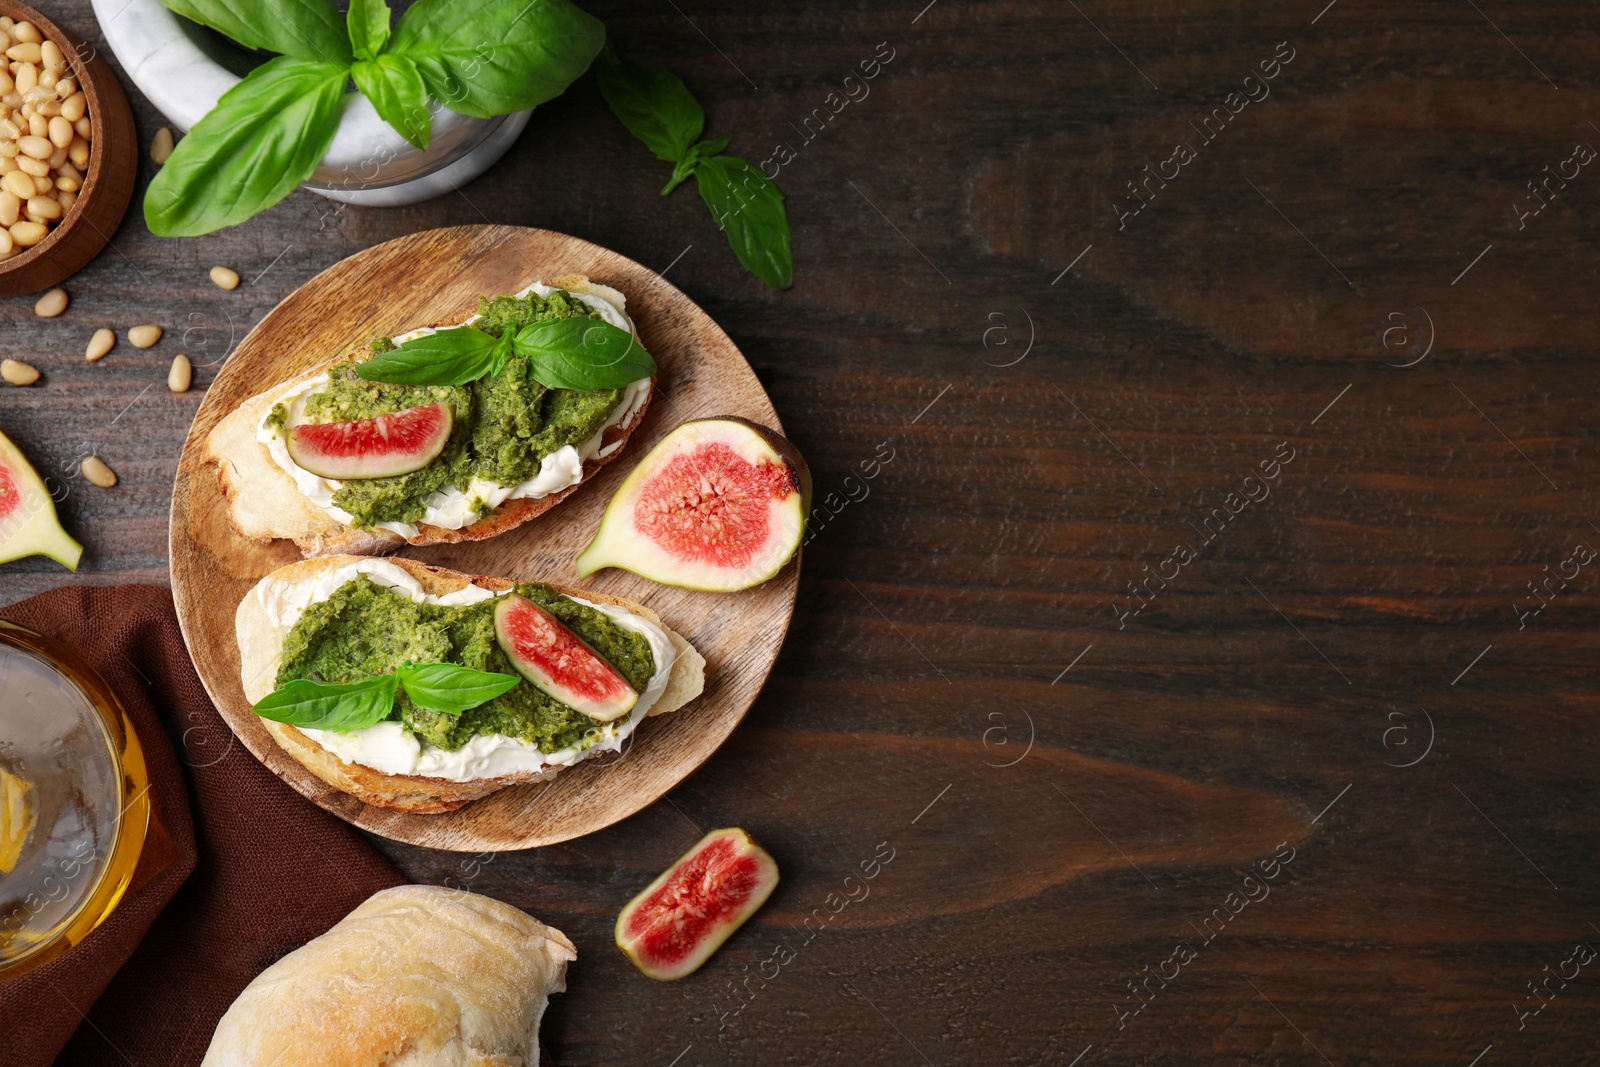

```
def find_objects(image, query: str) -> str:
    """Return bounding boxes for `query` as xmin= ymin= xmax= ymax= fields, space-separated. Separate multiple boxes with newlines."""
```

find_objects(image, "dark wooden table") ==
xmin=5 ymin=0 xmax=1599 ymax=1063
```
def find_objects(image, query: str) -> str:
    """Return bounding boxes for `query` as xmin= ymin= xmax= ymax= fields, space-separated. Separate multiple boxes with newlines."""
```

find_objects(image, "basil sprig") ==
xmin=355 ymin=316 xmax=655 ymax=390
xmin=595 ymin=46 xmax=794 ymax=290
xmin=147 ymin=0 xmax=604 ymax=236
xmin=253 ymin=662 xmax=521 ymax=731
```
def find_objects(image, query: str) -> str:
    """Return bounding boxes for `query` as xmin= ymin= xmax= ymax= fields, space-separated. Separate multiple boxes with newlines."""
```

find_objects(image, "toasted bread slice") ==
xmin=205 ymin=276 xmax=653 ymax=557
xmin=237 ymin=555 xmax=706 ymax=814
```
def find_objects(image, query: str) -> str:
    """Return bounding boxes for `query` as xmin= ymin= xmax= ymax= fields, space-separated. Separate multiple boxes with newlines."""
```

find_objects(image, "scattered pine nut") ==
xmin=209 ymin=265 xmax=239 ymax=290
xmin=127 ymin=323 xmax=161 ymax=348
xmin=85 ymin=326 xmax=113 ymax=361
xmin=81 ymin=455 xmax=116 ymax=487
xmin=32 ymin=286 xmax=65 ymax=317
xmin=167 ymin=354 xmax=191 ymax=393
xmin=150 ymin=126 xmax=173 ymax=165
xmin=1 ymin=358 xmax=38 ymax=385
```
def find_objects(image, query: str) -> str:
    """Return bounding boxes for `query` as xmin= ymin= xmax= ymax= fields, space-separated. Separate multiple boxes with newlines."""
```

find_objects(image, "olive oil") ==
xmin=0 ymin=621 xmax=151 ymax=980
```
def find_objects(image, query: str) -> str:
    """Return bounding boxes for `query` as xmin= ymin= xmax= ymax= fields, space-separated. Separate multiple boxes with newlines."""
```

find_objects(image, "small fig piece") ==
xmin=493 ymin=594 xmax=639 ymax=722
xmin=576 ymin=417 xmax=811 ymax=592
xmin=616 ymin=827 xmax=779 ymax=980
xmin=0 ymin=427 xmax=81 ymax=570
xmin=287 ymin=401 xmax=452 ymax=480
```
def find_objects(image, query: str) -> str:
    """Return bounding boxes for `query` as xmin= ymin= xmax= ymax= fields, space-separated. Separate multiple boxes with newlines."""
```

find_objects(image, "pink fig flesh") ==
xmin=287 ymin=401 xmax=452 ymax=480
xmin=0 ymin=428 xmax=80 ymax=571
xmin=615 ymin=827 xmax=780 ymax=980
xmin=493 ymin=594 xmax=639 ymax=722
xmin=576 ymin=417 xmax=810 ymax=592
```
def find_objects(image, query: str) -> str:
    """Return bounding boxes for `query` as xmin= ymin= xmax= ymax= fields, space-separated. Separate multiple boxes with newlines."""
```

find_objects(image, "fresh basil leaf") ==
xmin=355 ymin=325 xmax=502 ymax=385
xmin=660 ymin=137 xmax=731 ymax=196
xmin=353 ymin=54 xmax=430 ymax=149
xmin=389 ymin=0 xmax=604 ymax=119
xmin=398 ymin=662 xmax=520 ymax=714
xmin=253 ymin=675 xmax=398 ymax=731
xmin=346 ymin=0 xmax=391 ymax=61
xmin=144 ymin=57 xmax=350 ymax=238
xmin=594 ymin=45 xmax=704 ymax=163
xmin=512 ymin=318 xmax=656 ymax=390
xmin=695 ymin=154 xmax=794 ymax=290
xmin=488 ymin=331 xmax=516 ymax=378
xmin=159 ymin=0 xmax=351 ymax=65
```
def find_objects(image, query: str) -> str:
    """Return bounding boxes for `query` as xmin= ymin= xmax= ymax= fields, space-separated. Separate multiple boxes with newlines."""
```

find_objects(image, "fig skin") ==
xmin=616 ymin=826 xmax=780 ymax=981
xmin=0 ymin=428 xmax=81 ymax=571
xmin=576 ymin=417 xmax=811 ymax=592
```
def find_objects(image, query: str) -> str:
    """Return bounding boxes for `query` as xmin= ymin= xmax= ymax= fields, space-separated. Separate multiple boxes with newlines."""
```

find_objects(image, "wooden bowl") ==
xmin=0 ymin=1 xmax=137 ymax=297
xmin=169 ymin=226 xmax=801 ymax=852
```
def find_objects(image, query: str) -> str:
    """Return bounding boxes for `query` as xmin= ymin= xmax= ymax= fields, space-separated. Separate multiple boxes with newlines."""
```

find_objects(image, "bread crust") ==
xmin=200 ymin=885 xmax=576 ymax=1067
xmin=204 ymin=276 xmax=653 ymax=557
xmin=238 ymin=555 xmax=706 ymax=814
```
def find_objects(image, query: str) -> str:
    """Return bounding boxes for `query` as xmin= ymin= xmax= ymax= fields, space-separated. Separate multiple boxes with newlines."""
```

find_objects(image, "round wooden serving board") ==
xmin=169 ymin=225 xmax=798 ymax=852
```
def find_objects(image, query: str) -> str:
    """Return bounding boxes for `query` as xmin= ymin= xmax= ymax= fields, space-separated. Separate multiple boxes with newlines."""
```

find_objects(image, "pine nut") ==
xmin=167 ymin=354 xmax=191 ymax=392
xmin=209 ymin=265 xmax=240 ymax=290
xmin=81 ymin=456 xmax=116 ymax=487
xmin=150 ymin=126 xmax=173 ymax=164
xmin=1 ymin=358 xmax=38 ymax=385
xmin=0 ymin=26 xmax=89 ymax=248
xmin=85 ymin=327 xmax=113 ymax=361
xmin=32 ymin=286 xmax=65 ymax=316
xmin=9 ymin=219 xmax=45 ymax=245
xmin=128 ymin=324 xmax=161 ymax=348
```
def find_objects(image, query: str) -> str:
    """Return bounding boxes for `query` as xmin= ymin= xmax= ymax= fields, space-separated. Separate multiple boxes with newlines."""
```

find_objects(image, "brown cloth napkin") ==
xmin=1 ymin=585 xmax=405 ymax=1066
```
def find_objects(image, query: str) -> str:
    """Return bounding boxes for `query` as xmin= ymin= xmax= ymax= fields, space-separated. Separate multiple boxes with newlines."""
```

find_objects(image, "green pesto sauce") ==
xmin=277 ymin=575 xmax=656 ymax=753
xmin=291 ymin=290 xmax=625 ymax=528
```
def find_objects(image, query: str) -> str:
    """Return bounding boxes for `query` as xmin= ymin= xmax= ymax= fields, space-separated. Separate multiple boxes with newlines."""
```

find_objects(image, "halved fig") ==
xmin=287 ymin=401 xmax=452 ymax=480
xmin=0 ymin=428 xmax=81 ymax=571
xmin=576 ymin=417 xmax=811 ymax=592
xmin=493 ymin=593 xmax=639 ymax=722
xmin=616 ymin=827 xmax=779 ymax=980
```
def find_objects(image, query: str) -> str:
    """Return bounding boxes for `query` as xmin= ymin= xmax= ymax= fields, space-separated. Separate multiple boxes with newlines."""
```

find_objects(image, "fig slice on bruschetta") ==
xmin=206 ymin=275 xmax=655 ymax=557
xmin=236 ymin=555 xmax=705 ymax=813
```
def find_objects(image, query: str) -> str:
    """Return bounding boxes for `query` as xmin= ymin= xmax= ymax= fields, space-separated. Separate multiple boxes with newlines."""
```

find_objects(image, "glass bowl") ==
xmin=0 ymin=619 xmax=151 ymax=980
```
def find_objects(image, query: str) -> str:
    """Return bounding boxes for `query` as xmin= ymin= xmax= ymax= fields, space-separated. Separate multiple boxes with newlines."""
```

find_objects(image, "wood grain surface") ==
xmin=168 ymin=224 xmax=795 ymax=851
xmin=2 ymin=0 xmax=1598 ymax=1064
